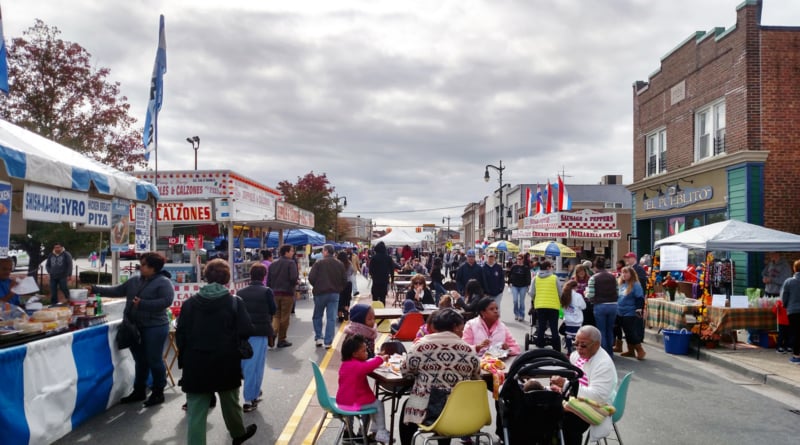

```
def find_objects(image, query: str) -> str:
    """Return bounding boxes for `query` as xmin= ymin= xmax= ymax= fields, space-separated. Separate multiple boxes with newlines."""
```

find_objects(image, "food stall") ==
xmin=0 ymin=118 xmax=159 ymax=445
xmin=132 ymin=170 xmax=315 ymax=306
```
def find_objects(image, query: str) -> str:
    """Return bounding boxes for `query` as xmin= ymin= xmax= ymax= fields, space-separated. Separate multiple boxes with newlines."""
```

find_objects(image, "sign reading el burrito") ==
xmin=129 ymin=201 xmax=214 ymax=223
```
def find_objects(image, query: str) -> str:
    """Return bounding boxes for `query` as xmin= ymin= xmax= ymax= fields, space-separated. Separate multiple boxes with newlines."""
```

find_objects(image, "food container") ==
xmin=31 ymin=311 xmax=58 ymax=322
xmin=71 ymin=301 xmax=87 ymax=317
xmin=69 ymin=289 xmax=88 ymax=302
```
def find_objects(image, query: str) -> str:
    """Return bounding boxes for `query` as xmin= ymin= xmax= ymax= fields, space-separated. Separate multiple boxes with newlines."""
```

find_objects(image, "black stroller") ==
xmin=498 ymin=349 xmax=583 ymax=445
xmin=524 ymin=309 xmax=558 ymax=350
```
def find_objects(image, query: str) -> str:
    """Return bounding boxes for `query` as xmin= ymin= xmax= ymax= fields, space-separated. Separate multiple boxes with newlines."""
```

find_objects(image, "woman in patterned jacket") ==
xmin=398 ymin=309 xmax=480 ymax=445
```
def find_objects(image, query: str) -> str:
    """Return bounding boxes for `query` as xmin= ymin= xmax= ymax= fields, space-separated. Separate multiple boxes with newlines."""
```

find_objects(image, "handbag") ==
xmin=232 ymin=296 xmax=254 ymax=359
xmin=562 ymin=396 xmax=615 ymax=425
xmin=116 ymin=311 xmax=140 ymax=350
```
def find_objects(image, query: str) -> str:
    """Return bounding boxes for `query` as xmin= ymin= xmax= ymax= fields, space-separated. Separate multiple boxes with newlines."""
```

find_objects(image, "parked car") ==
xmin=8 ymin=249 xmax=30 ymax=270
xmin=119 ymin=244 xmax=138 ymax=259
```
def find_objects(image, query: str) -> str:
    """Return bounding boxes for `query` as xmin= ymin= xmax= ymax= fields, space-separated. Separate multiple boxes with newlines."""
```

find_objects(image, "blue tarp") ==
xmin=216 ymin=229 xmax=326 ymax=249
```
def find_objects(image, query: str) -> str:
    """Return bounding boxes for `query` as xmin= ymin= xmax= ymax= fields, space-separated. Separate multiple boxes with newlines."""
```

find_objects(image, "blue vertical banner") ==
xmin=0 ymin=6 xmax=9 ymax=96
xmin=0 ymin=181 xmax=11 ymax=256
xmin=142 ymin=15 xmax=166 ymax=161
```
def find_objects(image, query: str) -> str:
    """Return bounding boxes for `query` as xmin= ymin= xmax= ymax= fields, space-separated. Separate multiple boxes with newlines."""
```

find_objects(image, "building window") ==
xmin=695 ymin=100 xmax=725 ymax=161
xmin=646 ymin=128 xmax=667 ymax=177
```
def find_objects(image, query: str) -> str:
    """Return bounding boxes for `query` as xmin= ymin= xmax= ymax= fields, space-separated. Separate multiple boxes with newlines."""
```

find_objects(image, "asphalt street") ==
xmin=49 ymin=271 xmax=799 ymax=445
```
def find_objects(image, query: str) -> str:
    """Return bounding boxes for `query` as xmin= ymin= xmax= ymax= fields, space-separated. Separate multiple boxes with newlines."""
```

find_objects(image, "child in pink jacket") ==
xmin=336 ymin=335 xmax=390 ymax=444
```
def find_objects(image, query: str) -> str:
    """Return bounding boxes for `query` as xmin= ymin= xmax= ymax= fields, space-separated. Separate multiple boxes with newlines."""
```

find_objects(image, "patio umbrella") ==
xmin=529 ymin=241 xmax=576 ymax=258
xmin=487 ymin=240 xmax=520 ymax=253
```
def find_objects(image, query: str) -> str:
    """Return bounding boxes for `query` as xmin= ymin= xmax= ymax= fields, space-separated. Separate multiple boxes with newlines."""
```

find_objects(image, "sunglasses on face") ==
xmin=575 ymin=341 xmax=594 ymax=348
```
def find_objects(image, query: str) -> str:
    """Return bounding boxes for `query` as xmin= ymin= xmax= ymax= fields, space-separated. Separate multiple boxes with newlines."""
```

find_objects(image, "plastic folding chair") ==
xmin=391 ymin=312 xmax=425 ymax=341
xmin=309 ymin=360 xmax=377 ymax=444
xmin=585 ymin=371 xmax=633 ymax=445
xmin=412 ymin=380 xmax=494 ymax=445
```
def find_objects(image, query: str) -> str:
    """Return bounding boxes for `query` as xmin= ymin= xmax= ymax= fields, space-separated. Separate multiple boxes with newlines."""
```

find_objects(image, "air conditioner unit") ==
xmin=604 ymin=202 xmax=617 ymax=208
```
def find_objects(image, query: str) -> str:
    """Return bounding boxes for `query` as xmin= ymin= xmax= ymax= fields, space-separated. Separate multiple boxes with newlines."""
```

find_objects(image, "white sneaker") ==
xmin=374 ymin=429 xmax=391 ymax=444
xmin=324 ymin=344 xmax=332 ymax=349
xmin=315 ymin=339 xmax=323 ymax=347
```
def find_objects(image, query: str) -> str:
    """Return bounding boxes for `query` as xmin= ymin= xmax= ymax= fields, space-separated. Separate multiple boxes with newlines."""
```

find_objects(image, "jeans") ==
xmin=313 ymin=292 xmax=340 ymax=345
xmin=432 ymin=282 xmax=447 ymax=305
xmin=360 ymin=400 xmax=388 ymax=433
xmin=491 ymin=292 xmax=504 ymax=311
xmin=50 ymin=276 xmax=70 ymax=305
xmin=594 ymin=303 xmax=618 ymax=357
xmin=511 ymin=286 xmax=527 ymax=319
xmin=563 ymin=324 xmax=580 ymax=354
xmin=131 ymin=323 xmax=169 ymax=391
xmin=535 ymin=308 xmax=560 ymax=352
xmin=186 ymin=388 xmax=245 ymax=445
xmin=241 ymin=336 xmax=268 ymax=403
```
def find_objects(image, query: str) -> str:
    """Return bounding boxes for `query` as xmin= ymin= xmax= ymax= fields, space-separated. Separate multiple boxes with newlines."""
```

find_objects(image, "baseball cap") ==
xmin=466 ymin=249 xmax=476 ymax=256
xmin=624 ymin=252 xmax=637 ymax=259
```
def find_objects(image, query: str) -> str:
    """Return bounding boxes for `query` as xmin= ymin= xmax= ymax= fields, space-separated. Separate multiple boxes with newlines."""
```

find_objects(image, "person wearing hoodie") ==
xmin=46 ymin=242 xmax=74 ymax=305
xmin=177 ymin=259 xmax=257 ymax=445
xmin=528 ymin=260 xmax=563 ymax=352
xmin=88 ymin=252 xmax=174 ymax=407
xmin=344 ymin=304 xmax=379 ymax=358
xmin=369 ymin=241 xmax=394 ymax=305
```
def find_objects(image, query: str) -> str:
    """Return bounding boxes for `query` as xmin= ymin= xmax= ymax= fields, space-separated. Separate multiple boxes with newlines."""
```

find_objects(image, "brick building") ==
xmin=629 ymin=0 xmax=800 ymax=291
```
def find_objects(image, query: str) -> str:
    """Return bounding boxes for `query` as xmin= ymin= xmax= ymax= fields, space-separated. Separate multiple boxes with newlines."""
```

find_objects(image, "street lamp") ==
xmin=442 ymin=216 xmax=451 ymax=250
xmin=484 ymin=160 xmax=506 ymax=240
xmin=333 ymin=194 xmax=347 ymax=243
xmin=186 ymin=136 xmax=200 ymax=170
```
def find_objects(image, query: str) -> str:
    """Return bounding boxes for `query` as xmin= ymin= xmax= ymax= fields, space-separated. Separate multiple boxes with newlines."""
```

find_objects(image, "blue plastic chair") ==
xmin=309 ymin=360 xmax=378 ymax=444
xmin=585 ymin=371 xmax=633 ymax=445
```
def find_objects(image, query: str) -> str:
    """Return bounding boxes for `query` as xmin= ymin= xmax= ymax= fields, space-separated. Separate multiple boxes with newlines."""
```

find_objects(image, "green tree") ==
xmin=277 ymin=171 xmax=342 ymax=240
xmin=0 ymin=19 xmax=144 ymax=170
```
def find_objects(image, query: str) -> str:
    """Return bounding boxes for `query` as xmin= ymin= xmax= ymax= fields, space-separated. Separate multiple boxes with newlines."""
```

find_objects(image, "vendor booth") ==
xmin=0 ymin=118 xmax=159 ymax=445
xmin=512 ymin=209 xmax=624 ymax=262
xmin=132 ymin=170 xmax=315 ymax=306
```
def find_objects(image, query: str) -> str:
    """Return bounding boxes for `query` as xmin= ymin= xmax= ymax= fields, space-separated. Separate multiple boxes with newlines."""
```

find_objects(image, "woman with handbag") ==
xmin=176 ymin=259 xmax=257 ymax=445
xmin=88 ymin=252 xmax=174 ymax=407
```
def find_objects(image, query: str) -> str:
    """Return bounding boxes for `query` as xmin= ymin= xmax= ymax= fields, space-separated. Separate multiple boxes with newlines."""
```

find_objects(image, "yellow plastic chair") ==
xmin=411 ymin=380 xmax=494 ymax=445
xmin=372 ymin=300 xmax=392 ymax=333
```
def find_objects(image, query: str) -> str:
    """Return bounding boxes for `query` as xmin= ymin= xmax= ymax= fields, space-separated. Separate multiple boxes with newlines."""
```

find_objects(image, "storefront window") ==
xmin=706 ymin=211 xmax=726 ymax=224
xmin=653 ymin=220 xmax=666 ymax=243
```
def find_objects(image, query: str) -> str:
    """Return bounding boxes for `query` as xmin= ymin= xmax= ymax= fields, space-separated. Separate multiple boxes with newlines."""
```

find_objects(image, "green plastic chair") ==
xmin=309 ymin=360 xmax=378 ymax=444
xmin=585 ymin=371 xmax=633 ymax=445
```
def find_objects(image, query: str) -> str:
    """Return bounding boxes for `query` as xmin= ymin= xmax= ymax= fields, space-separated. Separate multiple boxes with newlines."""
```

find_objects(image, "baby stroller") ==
xmin=524 ymin=309 xmax=556 ymax=350
xmin=498 ymin=349 xmax=583 ymax=445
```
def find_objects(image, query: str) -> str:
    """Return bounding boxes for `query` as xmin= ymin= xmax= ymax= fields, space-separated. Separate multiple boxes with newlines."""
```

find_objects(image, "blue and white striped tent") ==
xmin=0 ymin=118 xmax=158 ymax=201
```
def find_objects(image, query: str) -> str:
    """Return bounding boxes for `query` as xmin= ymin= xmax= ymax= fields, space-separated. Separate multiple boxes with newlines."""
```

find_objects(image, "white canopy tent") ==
xmin=372 ymin=228 xmax=425 ymax=247
xmin=654 ymin=219 xmax=800 ymax=252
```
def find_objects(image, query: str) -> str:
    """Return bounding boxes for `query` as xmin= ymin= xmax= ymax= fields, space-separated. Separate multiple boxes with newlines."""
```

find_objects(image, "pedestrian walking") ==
xmin=308 ymin=244 xmax=348 ymax=348
xmin=46 ymin=242 xmax=73 ymax=306
xmin=268 ymin=244 xmax=299 ymax=348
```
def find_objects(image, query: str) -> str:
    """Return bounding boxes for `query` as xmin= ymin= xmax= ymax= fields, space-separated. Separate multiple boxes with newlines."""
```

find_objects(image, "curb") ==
xmin=644 ymin=329 xmax=800 ymax=399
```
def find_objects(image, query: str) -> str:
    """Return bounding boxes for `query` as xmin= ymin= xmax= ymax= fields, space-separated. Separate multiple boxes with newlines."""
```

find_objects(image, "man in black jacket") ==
xmin=237 ymin=263 xmax=276 ymax=411
xmin=455 ymin=250 xmax=484 ymax=294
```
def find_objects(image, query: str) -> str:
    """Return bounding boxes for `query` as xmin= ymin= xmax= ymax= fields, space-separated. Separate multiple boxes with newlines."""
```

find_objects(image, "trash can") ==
xmin=663 ymin=329 xmax=691 ymax=355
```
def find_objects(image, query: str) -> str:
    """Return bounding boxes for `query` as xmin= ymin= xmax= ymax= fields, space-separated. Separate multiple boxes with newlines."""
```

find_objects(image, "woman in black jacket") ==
xmin=89 ymin=252 xmax=174 ymax=407
xmin=177 ymin=259 xmax=257 ymax=445
xmin=237 ymin=263 xmax=276 ymax=412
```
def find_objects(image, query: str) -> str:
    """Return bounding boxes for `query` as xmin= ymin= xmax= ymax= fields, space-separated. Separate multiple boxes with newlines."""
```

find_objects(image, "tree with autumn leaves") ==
xmin=2 ymin=20 xmax=145 ymax=272
xmin=277 ymin=172 xmax=349 ymax=242
xmin=1 ymin=19 xmax=144 ymax=171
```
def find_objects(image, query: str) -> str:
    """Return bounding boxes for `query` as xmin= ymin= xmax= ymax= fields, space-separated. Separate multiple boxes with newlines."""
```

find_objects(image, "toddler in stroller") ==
xmin=498 ymin=349 xmax=583 ymax=445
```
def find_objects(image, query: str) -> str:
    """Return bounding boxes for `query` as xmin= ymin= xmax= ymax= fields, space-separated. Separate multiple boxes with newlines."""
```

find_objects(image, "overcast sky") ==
xmin=4 ymin=0 xmax=800 ymax=230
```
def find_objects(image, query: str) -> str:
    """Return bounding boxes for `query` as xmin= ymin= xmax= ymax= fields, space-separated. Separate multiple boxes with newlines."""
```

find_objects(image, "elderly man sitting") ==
xmin=550 ymin=325 xmax=618 ymax=445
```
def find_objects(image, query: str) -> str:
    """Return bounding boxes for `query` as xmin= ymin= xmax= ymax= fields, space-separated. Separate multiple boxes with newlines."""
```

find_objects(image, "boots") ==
xmin=120 ymin=387 xmax=147 ymax=404
xmin=634 ymin=343 xmax=647 ymax=360
xmin=143 ymin=388 xmax=165 ymax=407
xmin=613 ymin=339 xmax=623 ymax=353
xmin=620 ymin=342 xmax=636 ymax=358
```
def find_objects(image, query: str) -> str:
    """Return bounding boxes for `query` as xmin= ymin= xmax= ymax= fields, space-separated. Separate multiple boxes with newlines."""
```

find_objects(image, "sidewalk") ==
xmin=644 ymin=328 xmax=800 ymax=398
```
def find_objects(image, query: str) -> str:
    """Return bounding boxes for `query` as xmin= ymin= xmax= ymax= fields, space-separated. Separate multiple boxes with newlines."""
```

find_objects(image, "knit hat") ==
xmin=402 ymin=299 xmax=418 ymax=314
xmin=349 ymin=304 xmax=371 ymax=324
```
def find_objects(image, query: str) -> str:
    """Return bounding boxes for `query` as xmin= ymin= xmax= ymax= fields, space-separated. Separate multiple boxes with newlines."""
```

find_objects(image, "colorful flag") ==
xmin=142 ymin=15 xmax=167 ymax=161
xmin=525 ymin=187 xmax=531 ymax=217
xmin=0 ymin=6 xmax=9 ymax=95
xmin=558 ymin=175 xmax=572 ymax=211
xmin=535 ymin=184 xmax=544 ymax=214
xmin=545 ymin=181 xmax=553 ymax=213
